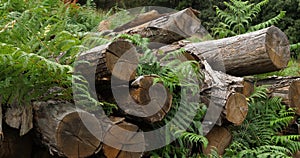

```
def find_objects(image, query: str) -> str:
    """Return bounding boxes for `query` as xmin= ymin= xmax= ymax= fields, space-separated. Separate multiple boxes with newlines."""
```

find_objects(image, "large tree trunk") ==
xmin=156 ymin=26 xmax=290 ymax=76
xmin=253 ymin=76 xmax=300 ymax=115
xmin=33 ymin=101 xmax=102 ymax=158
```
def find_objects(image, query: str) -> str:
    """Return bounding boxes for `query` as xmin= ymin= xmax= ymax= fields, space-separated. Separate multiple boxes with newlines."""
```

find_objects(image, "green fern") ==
xmin=223 ymin=86 xmax=300 ymax=157
xmin=213 ymin=0 xmax=285 ymax=38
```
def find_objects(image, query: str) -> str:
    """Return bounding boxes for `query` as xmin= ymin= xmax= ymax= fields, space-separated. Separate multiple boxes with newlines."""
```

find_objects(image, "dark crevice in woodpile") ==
xmin=0 ymin=123 xmax=33 ymax=158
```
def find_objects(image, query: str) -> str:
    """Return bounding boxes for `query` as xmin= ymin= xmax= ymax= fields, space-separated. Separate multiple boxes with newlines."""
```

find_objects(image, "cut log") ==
xmin=253 ymin=76 xmax=300 ymax=115
xmin=201 ymin=61 xmax=248 ymax=134
xmin=156 ymin=26 xmax=290 ymax=76
xmin=102 ymin=117 xmax=145 ymax=158
xmin=127 ymin=75 xmax=172 ymax=123
xmin=202 ymin=126 xmax=232 ymax=155
xmin=0 ymin=124 xmax=33 ymax=158
xmin=33 ymin=100 xmax=102 ymax=158
xmin=113 ymin=10 xmax=165 ymax=32
xmin=100 ymin=75 xmax=173 ymax=124
xmin=77 ymin=40 xmax=138 ymax=82
xmin=117 ymin=8 xmax=202 ymax=46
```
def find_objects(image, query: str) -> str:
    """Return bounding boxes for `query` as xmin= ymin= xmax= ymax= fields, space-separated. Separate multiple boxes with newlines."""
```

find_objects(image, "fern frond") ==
xmin=249 ymin=11 xmax=286 ymax=32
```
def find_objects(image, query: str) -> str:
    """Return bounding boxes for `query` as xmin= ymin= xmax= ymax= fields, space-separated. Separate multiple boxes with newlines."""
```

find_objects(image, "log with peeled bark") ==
xmin=155 ymin=26 xmax=290 ymax=76
xmin=33 ymin=100 xmax=102 ymax=158
xmin=252 ymin=76 xmax=300 ymax=115
xmin=200 ymin=61 xmax=248 ymax=134
xmin=102 ymin=117 xmax=145 ymax=158
xmin=77 ymin=40 xmax=138 ymax=82
xmin=116 ymin=8 xmax=202 ymax=47
xmin=202 ymin=125 xmax=232 ymax=155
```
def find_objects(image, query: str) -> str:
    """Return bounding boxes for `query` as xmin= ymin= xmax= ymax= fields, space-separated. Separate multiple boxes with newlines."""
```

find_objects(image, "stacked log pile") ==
xmin=0 ymin=8 xmax=295 ymax=158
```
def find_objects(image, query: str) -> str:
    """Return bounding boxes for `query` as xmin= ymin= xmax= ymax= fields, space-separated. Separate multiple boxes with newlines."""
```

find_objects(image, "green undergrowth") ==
xmin=0 ymin=0 xmax=114 ymax=111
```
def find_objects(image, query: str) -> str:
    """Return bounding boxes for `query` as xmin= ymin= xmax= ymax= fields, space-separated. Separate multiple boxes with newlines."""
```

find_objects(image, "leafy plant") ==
xmin=0 ymin=0 xmax=116 ymax=113
xmin=222 ymin=86 xmax=300 ymax=157
xmin=212 ymin=0 xmax=285 ymax=38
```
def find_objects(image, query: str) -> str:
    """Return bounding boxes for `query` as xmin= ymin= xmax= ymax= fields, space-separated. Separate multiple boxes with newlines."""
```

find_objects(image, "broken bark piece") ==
xmin=102 ymin=117 xmax=145 ymax=158
xmin=33 ymin=100 xmax=102 ymax=158
xmin=5 ymin=102 xmax=33 ymax=136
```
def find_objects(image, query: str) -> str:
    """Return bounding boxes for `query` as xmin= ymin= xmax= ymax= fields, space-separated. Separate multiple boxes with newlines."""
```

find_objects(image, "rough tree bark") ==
xmin=155 ymin=26 xmax=290 ymax=76
xmin=116 ymin=8 xmax=202 ymax=46
xmin=33 ymin=100 xmax=102 ymax=158
xmin=112 ymin=10 xmax=165 ymax=32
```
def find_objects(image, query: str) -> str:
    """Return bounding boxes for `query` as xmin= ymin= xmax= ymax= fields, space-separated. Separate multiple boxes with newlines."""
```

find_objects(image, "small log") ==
xmin=127 ymin=75 xmax=172 ymax=123
xmin=102 ymin=117 xmax=145 ymax=158
xmin=117 ymin=8 xmax=202 ymax=45
xmin=156 ymin=26 xmax=290 ymax=76
xmin=202 ymin=126 xmax=232 ymax=155
xmin=33 ymin=100 xmax=102 ymax=158
xmin=77 ymin=40 xmax=138 ymax=82
xmin=254 ymin=76 xmax=300 ymax=115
